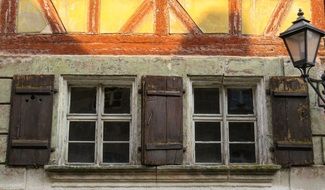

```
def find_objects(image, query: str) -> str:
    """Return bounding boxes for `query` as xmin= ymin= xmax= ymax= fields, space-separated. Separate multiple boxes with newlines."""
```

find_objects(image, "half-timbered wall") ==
xmin=0 ymin=0 xmax=324 ymax=55
xmin=1 ymin=1 xmax=325 ymax=190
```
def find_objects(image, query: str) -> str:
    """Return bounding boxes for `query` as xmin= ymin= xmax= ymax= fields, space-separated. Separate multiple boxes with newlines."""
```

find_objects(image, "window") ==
xmin=64 ymin=77 xmax=136 ymax=165
xmin=191 ymin=77 xmax=265 ymax=164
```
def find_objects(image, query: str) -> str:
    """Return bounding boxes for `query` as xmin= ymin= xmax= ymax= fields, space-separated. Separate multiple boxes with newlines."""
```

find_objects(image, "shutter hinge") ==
xmin=52 ymin=89 xmax=58 ymax=94
xmin=138 ymin=89 xmax=143 ymax=94
xmin=266 ymin=89 xmax=271 ymax=95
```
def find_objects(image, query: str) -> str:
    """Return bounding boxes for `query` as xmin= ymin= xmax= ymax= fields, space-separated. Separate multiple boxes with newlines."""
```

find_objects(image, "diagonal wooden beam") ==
xmin=0 ymin=0 xmax=17 ymax=33
xmin=37 ymin=0 xmax=66 ymax=33
xmin=264 ymin=0 xmax=293 ymax=36
xmin=155 ymin=0 xmax=168 ymax=35
xmin=88 ymin=0 xmax=100 ymax=34
xmin=119 ymin=0 xmax=154 ymax=33
xmin=168 ymin=0 xmax=202 ymax=35
xmin=229 ymin=0 xmax=241 ymax=35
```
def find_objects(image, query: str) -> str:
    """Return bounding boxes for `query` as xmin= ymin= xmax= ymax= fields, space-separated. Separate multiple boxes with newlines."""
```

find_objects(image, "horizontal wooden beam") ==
xmin=0 ymin=34 xmax=297 ymax=56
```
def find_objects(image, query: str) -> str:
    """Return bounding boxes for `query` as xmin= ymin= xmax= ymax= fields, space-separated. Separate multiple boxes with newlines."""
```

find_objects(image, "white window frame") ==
xmin=188 ymin=76 xmax=268 ymax=165
xmin=57 ymin=75 xmax=138 ymax=166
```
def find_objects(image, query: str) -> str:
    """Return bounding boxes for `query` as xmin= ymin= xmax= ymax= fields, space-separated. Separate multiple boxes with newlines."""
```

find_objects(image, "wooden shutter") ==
xmin=270 ymin=76 xmax=313 ymax=167
xmin=7 ymin=75 xmax=55 ymax=166
xmin=141 ymin=76 xmax=183 ymax=166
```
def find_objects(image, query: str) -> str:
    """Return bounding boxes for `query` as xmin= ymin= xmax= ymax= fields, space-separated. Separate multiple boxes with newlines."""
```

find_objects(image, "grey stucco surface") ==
xmin=0 ymin=54 xmax=324 ymax=189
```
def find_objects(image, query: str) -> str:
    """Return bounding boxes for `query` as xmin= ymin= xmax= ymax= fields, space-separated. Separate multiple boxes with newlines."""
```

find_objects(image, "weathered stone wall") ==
xmin=0 ymin=54 xmax=325 ymax=190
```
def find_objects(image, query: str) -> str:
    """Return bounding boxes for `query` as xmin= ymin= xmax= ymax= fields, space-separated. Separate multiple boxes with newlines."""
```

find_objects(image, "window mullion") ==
xmin=96 ymin=85 xmax=104 ymax=165
xmin=222 ymin=87 xmax=229 ymax=165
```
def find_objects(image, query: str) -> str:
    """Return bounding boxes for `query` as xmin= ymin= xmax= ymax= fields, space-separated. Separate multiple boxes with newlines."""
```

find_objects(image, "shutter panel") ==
xmin=7 ymin=75 xmax=55 ymax=166
xmin=142 ymin=76 xmax=183 ymax=166
xmin=270 ymin=76 xmax=313 ymax=167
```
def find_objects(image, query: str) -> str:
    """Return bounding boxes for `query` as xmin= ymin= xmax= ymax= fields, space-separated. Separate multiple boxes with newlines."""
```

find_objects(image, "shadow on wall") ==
xmin=175 ymin=11 xmax=252 ymax=56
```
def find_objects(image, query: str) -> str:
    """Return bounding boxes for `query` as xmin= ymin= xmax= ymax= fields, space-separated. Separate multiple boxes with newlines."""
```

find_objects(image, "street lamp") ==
xmin=279 ymin=9 xmax=325 ymax=108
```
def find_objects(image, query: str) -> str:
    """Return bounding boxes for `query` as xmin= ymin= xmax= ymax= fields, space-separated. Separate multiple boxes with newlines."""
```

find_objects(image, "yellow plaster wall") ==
xmin=52 ymin=0 xmax=88 ymax=32
xmin=278 ymin=0 xmax=311 ymax=35
xmin=242 ymin=0 xmax=279 ymax=35
xmin=15 ymin=0 xmax=312 ymax=35
xmin=170 ymin=10 xmax=189 ymax=33
xmin=100 ymin=0 xmax=153 ymax=33
xmin=242 ymin=0 xmax=312 ymax=35
xmin=133 ymin=9 xmax=154 ymax=33
xmin=174 ymin=0 xmax=229 ymax=33
xmin=17 ymin=0 xmax=50 ymax=33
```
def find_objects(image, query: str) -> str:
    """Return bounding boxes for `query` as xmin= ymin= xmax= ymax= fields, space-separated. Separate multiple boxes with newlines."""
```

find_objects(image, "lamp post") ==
xmin=279 ymin=9 xmax=325 ymax=108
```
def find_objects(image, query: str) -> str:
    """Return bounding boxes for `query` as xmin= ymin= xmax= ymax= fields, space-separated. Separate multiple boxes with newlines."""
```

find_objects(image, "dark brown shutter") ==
xmin=270 ymin=76 xmax=313 ymax=167
xmin=141 ymin=76 xmax=183 ymax=166
xmin=7 ymin=75 xmax=55 ymax=166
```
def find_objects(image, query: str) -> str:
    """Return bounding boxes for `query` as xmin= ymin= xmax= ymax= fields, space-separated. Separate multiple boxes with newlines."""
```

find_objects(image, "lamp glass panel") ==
xmin=284 ymin=31 xmax=306 ymax=63
xmin=307 ymin=30 xmax=321 ymax=63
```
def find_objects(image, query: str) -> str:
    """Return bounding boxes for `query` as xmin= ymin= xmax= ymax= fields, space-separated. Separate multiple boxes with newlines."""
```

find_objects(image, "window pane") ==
xmin=70 ymin=87 xmax=97 ymax=113
xmin=103 ymin=143 xmax=129 ymax=163
xmin=195 ymin=143 xmax=221 ymax=163
xmin=104 ymin=88 xmax=131 ymax=114
xmin=195 ymin=122 xmax=220 ymax=141
xmin=227 ymin=88 xmax=253 ymax=114
xmin=194 ymin=88 xmax=219 ymax=114
xmin=230 ymin=144 xmax=256 ymax=163
xmin=69 ymin=122 xmax=96 ymax=141
xmin=104 ymin=122 xmax=129 ymax=141
xmin=229 ymin=122 xmax=254 ymax=142
xmin=68 ymin=143 xmax=95 ymax=163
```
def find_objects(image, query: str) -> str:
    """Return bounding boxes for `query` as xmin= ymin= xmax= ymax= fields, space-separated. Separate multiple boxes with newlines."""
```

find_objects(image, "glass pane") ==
xmin=307 ymin=30 xmax=321 ymax=63
xmin=195 ymin=143 xmax=221 ymax=163
xmin=104 ymin=88 xmax=130 ymax=114
xmin=227 ymin=88 xmax=253 ymax=114
xmin=104 ymin=122 xmax=129 ymax=141
xmin=103 ymin=143 xmax=129 ymax=163
xmin=70 ymin=87 xmax=97 ymax=113
xmin=68 ymin=143 xmax=95 ymax=163
xmin=195 ymin=122 xmax=220 ymax=141
xmin=69 ymin=122 xmax=95 ymax=141
xmin=229 ymin=122 xmax=255 ymax=142
xmin=230 ymin=144 xmax=256 ymax=163
xmin=194 ymin=88 xmax=219 ymax=114
xmin=285 ymin=31 xmax=306 ymax=63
